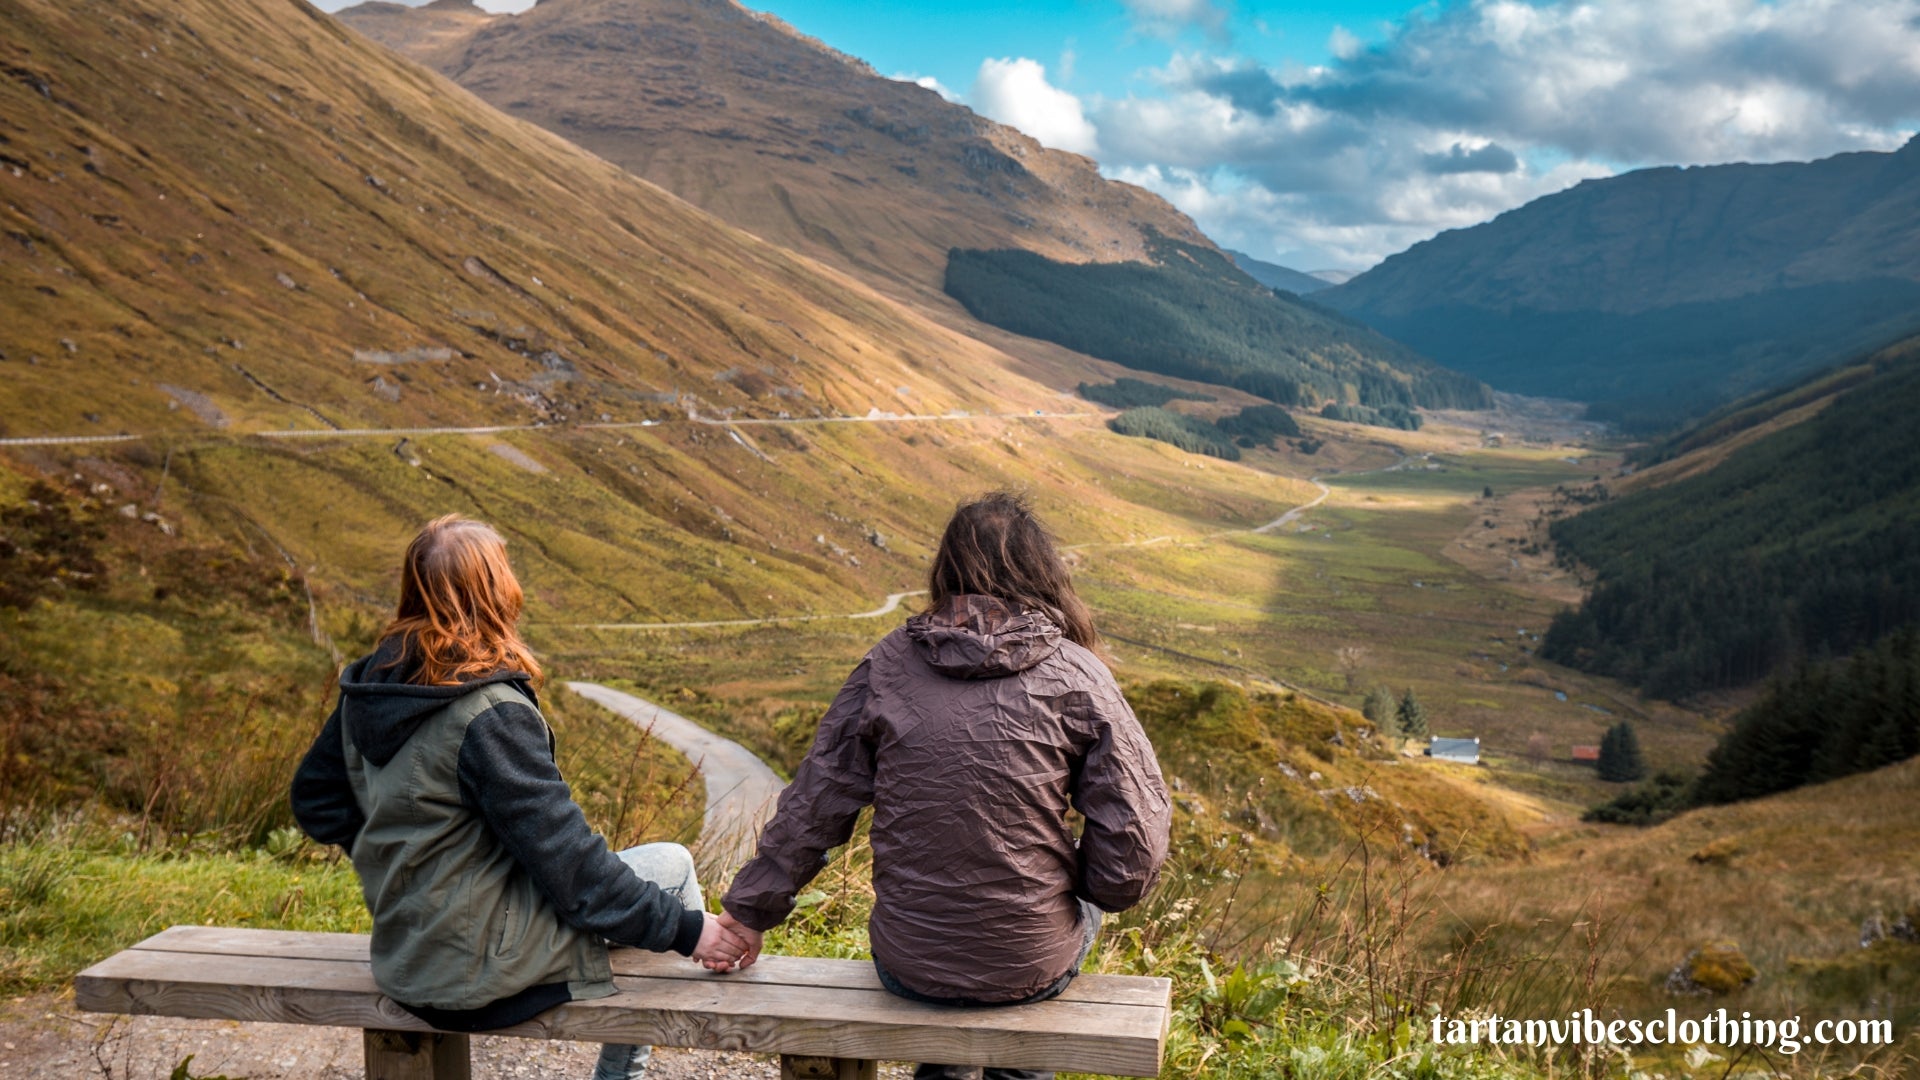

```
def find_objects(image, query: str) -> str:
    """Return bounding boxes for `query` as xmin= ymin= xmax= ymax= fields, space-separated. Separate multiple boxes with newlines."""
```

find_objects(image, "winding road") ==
xmin=565 ymin=682 xmax=786 ymax=876
xmin=1251 ymin=476 xmax=1332 ymax=533
xmin=564 ymin=590 xmax=925 ymax=631
xmin=0 ymin=408 xmax=1093 ymax=447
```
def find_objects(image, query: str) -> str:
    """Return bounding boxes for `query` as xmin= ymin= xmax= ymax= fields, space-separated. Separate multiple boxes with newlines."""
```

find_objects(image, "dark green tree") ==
xmin=1395 ymin=689 xmax=1429 ymax=740
xmin=1597 ymin=721 xmax=1647 ymax=782
xmin=1362 ymin=686 xmax=1395 ymax=728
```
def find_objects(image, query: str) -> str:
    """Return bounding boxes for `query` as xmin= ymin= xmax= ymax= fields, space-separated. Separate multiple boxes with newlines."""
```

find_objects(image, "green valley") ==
xmin=1 ymin=0 xmax=1916 ymax=1076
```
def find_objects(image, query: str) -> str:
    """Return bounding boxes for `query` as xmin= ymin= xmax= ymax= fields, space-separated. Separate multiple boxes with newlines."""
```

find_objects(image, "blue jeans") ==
xmin=873 ymin=900 xmax=1102 ymax=1080
xmin=592 ymin=843 xmax=703 ymax=1080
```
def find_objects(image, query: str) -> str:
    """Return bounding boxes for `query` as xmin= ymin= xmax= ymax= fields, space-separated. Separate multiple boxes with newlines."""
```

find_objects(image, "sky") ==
xmin=315 ymin=0 xmax=1920 ymax=272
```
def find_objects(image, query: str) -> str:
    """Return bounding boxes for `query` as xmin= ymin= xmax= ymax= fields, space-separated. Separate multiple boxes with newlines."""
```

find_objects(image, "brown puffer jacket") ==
xmin=723 ymin=594 xmax=1171 ymax=1003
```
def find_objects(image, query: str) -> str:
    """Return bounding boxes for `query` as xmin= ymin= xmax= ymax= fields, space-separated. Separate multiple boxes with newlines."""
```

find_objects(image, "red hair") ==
xmin=381 ymin=515 xmax=543 ymax=686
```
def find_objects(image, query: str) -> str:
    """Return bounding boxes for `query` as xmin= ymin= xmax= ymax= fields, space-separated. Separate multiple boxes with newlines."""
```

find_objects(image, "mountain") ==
xmin=334 ymin=0 xmax=1214 ymax=304
xmin=1225 ymin=250 xmax=1329 ymax=295
xmin=326 ymin=0 xmax=494 ymax=70
xmin=332 ymin=0 xmax=1491 ymax=418
xmin=1540 ymin=332 xmax=1920 ymax=699
xmin=946 ymin=236 xmax=1492 ymax=410
xmin=1319 ymin=140 xmax=1920 ymax=430
xmin=0 ymin=0 xmax=1303 ymax=637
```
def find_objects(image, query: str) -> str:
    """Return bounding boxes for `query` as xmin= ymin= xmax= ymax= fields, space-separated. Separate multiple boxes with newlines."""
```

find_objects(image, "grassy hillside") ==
xmin=1541 ymin=335 xmax=1920 ymax=698
xmin=1433 ymin=756 xmax=1920 ymax=1072
xmin=1 ymin=0 xmax=1046 ymax=438
xmin=945 ymin=236 xmax=1492 ymax=411
xmin=0 ymin=463 xmax=705 ymax=989
xmin=0 ymin=0 xmax=1337 ymax=631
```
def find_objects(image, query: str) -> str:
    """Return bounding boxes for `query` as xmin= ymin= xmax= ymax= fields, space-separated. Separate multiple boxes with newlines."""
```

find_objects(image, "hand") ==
xmin=717 ymin=911 xmax=764 ymax=970
xmin=690 ymin=911 xmax=751 ymax=973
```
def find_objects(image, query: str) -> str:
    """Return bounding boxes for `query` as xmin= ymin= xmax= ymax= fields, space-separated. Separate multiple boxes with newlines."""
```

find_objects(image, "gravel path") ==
xmin=0 ymin=995 xmax=791 ymax=1079
xmin=565 ymin=682 xmax=786 ymax=875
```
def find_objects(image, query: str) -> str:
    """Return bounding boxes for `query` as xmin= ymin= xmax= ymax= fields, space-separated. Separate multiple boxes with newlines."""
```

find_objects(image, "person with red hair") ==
xmin=292 ymin=515 xmax=748 ymax=1080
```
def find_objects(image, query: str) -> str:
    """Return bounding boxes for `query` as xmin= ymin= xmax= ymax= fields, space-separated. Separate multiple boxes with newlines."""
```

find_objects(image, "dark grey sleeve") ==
xmin=1069 ymin=677 xmax=1173 ymax=913
xmin=721 ymin=659 xmax=875 ymax=932
xmin=290 ymin=699 xmax=365 ymax=851
xmin=457 ymin=701 xmax=704 ymax=956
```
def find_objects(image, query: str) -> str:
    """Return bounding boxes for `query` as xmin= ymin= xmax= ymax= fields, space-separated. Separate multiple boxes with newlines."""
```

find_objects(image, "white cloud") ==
xmin=1092 ymin=0 xmax=1920 ymax=269
xmin=1328 ymin=26 xmax=1361 ymax=61
xmin=1121 ymin=0 xmax=1231 ymax=40
xmin=971 ymin=58 xmax=1102 ymax=156
xmin=893 ymin=73 xmax=960 ymax=102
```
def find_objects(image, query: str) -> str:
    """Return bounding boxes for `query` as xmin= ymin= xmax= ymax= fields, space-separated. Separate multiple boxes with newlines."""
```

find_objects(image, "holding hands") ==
xmin=690 ymin=910 xmax=764 ymax=973
xmin=716 ymin=911 xmax=763 ymax=969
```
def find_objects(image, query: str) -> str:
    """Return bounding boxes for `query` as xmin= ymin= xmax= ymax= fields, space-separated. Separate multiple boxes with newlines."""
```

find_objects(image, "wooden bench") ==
xmin=75 ymin=927 xmax=1171 ymax=1079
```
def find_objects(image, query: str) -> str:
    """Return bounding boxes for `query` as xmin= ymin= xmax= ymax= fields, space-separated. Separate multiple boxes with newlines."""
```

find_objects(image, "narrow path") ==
xmin=683 ymin=409 xmax=1097 ymax=427
xmin=565 ymin=682 xmax=785 ymax=877
xmin=0 ymin=409 xmax=1094 ymax=447
xmin=563 ymin=590 xmax=924 ymax=631
xmin=1251 ymin=476 xmax=1331 ymax=533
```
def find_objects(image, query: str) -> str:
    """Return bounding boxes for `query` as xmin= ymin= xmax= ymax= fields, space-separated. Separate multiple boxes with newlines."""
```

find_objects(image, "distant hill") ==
xmin=1319 ymin=140 xmax=1920 ymax=431
xmin=1540 ymin=333 xmax=1920 ymax=699
xmin=1226 ymin=250 xmax=1329 ymax=294
xmin=334 ymin=0 xmax=1215 ymax=303
xmin=328 ymin=0 xmax=493 ymax=69
xmin=945 ymin=236 xmax=1492 ymax=411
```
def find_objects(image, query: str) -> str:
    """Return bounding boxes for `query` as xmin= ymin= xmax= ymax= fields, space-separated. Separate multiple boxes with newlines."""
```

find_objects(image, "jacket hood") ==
xmin=905 ymin=594 xmax=1063 ymax=679
xmin=339 ymin=637 xmax=535 ymax=766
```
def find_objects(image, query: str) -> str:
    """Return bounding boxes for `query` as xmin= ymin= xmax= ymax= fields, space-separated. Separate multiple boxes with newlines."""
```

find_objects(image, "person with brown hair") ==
xmin=718 ymin=492 xmax=1172 ymax=1080
xmin=290 ymin=515 xmax=750 ymax=1080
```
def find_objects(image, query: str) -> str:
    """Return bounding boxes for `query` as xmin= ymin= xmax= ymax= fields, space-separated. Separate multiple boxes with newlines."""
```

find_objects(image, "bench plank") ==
xmin=127 ymin=927 xmax=1170 ymax=1008
xmin=76 ymin=931 xmax=1170 ymax=1076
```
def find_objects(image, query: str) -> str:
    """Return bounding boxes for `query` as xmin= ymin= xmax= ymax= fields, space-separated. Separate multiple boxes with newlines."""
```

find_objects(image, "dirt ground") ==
xmin=1440 ymin=478 xmax=1601 ymax=607
xmin=0 ymin=990 xmax=838 ymax=1079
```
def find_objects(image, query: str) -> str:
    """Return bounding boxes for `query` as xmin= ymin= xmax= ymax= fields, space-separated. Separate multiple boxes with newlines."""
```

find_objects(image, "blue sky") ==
xmin=320 ymin=0 xmax=1920 ymax=271
xmin=745 ymin=0 xmax=1420 ymax=98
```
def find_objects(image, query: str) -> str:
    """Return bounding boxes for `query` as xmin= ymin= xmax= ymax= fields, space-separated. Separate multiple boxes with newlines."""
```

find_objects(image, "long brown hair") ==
xmin=927 ymin=492 xmax=1098 ymax=649
xmin=380 ymin=514 xmax=544 ymax=686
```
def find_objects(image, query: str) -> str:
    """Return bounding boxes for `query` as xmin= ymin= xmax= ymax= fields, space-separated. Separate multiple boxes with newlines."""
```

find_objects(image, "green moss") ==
xmin=1685 ymin=941 xmax=1759 ymax=995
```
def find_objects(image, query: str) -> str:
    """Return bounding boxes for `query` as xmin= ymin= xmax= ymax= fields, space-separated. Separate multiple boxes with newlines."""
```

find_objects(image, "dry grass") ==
xmin=1430 ymin=758 xmax=1920 ymax=1065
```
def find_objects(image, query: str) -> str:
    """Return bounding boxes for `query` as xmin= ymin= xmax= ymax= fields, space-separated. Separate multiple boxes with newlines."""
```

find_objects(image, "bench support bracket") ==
xmin=781 ymin=1054 xmax=878 ymax=1080
xmin=364 ymin=1028 xmax=471 ymax=1080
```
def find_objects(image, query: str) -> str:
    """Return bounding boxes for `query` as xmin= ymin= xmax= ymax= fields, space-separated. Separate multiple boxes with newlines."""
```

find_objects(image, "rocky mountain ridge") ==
xmin=337 ymin=0 xmax=1215 ymax=304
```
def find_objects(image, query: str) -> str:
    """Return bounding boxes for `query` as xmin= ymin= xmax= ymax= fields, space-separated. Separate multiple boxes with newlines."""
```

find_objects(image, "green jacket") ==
xmin=292 ymin=642 xmax=703 ymax=1022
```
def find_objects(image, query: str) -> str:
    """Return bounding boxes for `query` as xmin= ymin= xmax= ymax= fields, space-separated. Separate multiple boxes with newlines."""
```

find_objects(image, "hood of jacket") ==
xmin=904 ymin=594 xmax=1063 ymax=679
xmin=339 ymin=637 xmax=535 ymax=766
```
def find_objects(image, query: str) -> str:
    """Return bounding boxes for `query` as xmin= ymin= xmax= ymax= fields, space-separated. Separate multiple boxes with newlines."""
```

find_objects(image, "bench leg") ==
xmin=364 ymin=1029 xmax=471 ymax=1080
xmin=781 ymin=1055 xmax=877 ymax=1080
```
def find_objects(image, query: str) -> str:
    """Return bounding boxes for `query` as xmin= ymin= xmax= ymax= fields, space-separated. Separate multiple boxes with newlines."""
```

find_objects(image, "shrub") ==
xmin=1078 ymin=378 xmax=1216 ymax=409
xmin=1582 ymin=770 xmax=1692 ymax=825
xmin=1108 ymin=408 xmax=1241 ymax=460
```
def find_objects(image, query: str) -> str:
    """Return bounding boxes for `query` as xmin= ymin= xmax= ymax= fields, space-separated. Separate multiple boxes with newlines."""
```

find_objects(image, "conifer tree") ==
xmin=1395 ymin=689 xmax=1429 ymax=740
xmin=1362 ymin=686 xmax=1395 ymax=729
xmin=1597 ymin=721 xmax=1646 ymax=782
